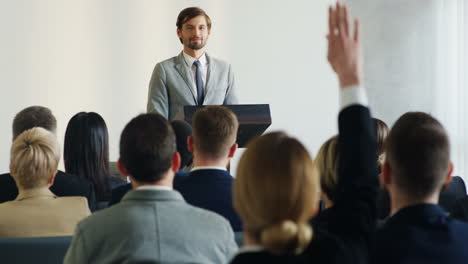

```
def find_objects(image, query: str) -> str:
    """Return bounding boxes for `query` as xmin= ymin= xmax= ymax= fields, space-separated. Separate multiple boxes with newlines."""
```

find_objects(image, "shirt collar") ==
xmin=183 ymin=51 xmax=207 ymax=67
xmin=191 ymin=166 xmax=227 ymax=172
xmin=136 ymin=185 xmax=172 ymax=191
xmin=235 ymin=245 xmax=265 ymax=256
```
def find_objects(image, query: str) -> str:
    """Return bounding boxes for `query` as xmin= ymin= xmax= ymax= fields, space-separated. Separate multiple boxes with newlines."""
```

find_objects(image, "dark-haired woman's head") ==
xmin=64 ymin=112 xmax=110 ymax=201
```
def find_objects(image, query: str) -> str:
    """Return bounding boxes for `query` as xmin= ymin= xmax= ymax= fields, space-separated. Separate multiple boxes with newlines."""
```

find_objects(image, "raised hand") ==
xmin=327 ymin=2 xmax=363 ymax=88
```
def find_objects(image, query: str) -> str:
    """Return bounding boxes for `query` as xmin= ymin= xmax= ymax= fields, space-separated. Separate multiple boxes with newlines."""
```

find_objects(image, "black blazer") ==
xmin=0 ymin=170 xmax=96 ymax=210
xmin=450 ymin=195 xmax=468 ymax=222
xmin=175 ymin=169 xmax=242 ymax=232
xmin=377 ymin=176 xmax=467 ymax=219
xmin=92 ymin=175 xmax=128 ymax=210
xmin=372 ymin=204 xmax=468 ymax=264
xmin=231 ymin=105 xmax=378 ymax=264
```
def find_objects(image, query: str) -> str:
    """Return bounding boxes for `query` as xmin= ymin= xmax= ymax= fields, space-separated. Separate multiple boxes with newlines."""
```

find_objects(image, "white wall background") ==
xmin=0 ymin=0 xmax=337 ymax=173
xmin=348 ymin=0 xmax=468 ymax=179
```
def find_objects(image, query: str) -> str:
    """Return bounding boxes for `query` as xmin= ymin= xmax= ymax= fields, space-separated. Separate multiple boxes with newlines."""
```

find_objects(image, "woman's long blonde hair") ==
xmin=234 ymin=132 xmax=320 ymax=255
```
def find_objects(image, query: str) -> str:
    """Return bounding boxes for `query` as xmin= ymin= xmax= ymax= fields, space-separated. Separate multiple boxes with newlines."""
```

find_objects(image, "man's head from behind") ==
xmin=171 ymin=120 xmax=193 ymax=169
xmin=176 ymin=7 xmax=211 ymax=49
xmin=118 ymin=113 xmax=179 ymax=184
xmin=12 ymin=106 xmax=57 ymax=140
xmin=10 ymin=127 xmax=60 ymax=190
xmin=383 ymin=112 xmax=452 ymax=201
xmin=189 ymin=106 xmax=238 ymax=162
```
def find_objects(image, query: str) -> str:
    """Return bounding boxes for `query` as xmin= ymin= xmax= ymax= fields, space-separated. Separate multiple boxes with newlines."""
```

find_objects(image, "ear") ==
xmin=176 ymin=28 xmax=182 ymax=38
xmin=172 ymin=152 xmax=181 ymax=173
xmin=46 ymin=171 xmax=56 ymax=187
xmin=228 ymin=143 xmax=238 ymax=158
xmin=117 ymin=158 xmax=129 ymax=177
xmin=444 ymin=161 xmax=454 ymax=185
xmin=382 ymin=162 xmax=392 ymax=186
xmin=187 ymin=136 xmax=194 ymax=153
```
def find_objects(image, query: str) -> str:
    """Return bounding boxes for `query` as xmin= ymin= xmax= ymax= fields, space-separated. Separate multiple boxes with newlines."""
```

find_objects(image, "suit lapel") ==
xmin=175 ymin=52 xmax=197 ymax=104
xmin=204 ymin=53 xmax=216 ymax=103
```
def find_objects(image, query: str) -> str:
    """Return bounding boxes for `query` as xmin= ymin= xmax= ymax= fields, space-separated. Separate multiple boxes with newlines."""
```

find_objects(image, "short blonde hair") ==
xmin=10 ymin=127 xmax=60 ymax=189
xmin=314 ymin=136 xmax=339 ymax=202
xmin=234 ymin=132 xmax=319 ymax=255
xmin=193 ymin=106 xmax=238 ymax=159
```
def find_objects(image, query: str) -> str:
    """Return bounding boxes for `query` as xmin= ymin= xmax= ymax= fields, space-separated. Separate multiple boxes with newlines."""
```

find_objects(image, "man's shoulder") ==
xmin=156 ymin=54 xmax=181 ymax=68
xmin=177 ymin=169 xmax=233 ymax=187
xmin=207 ymin=54 xmax=231 ymax=68
xmin=378 ymin=209 xmax=468 ymax=238
xmin=0 ymin=172 xmax=14 ymax=183
xmin=180 ymin=201 xmax=234 ymax=228
xmin=80 ymin=193 xmax=231 ymax=229
xmin=77 ymin=202 xmax=123 ymax=230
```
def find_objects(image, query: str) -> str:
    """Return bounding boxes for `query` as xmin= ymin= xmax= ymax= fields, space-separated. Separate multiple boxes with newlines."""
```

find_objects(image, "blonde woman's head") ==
xmin=234 ymin=132 xmax=319 ymax=255
xmin=314 ymin=136 xmax=339 ymax=204
xmin=10 ymin=127 xmax=60 ymax=189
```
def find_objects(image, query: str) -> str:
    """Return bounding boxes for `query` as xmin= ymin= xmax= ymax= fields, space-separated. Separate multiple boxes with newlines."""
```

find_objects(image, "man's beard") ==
xmin=187 ymin=38 xmax=206 ymax=50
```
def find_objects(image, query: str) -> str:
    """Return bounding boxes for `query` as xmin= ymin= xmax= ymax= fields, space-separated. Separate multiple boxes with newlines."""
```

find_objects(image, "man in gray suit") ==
xmin=64 ymin=113 xmax=238 ymax=264
xmin=147 ymin=7 xmax=238 ymax=120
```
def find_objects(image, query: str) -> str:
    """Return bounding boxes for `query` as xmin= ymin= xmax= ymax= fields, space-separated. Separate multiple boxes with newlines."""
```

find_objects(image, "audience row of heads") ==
xmin=8 ymin=105 xmax=453 ymax=255
xmin=8 ymin=105 xmax=237 ymax=194
xmin=315 ymin=113 xmax=452 ymax=210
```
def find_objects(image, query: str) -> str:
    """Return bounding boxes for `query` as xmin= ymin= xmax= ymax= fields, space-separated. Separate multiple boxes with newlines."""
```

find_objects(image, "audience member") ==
xmin=316 ymin=136 xmax=338 ymax=208
xmin=64 ymin=113 xmax=237 ymax=264
xmin=0 ymin=106 xmax=95 ymax=210
xmin=371 ymin=112 xmax=468 ymax=263
xmin=64 ymin=112 xmax=126 ymax=209
xmin=175 ymin=105 xmax=242 ymax=231
xmin=310 ymin=135 xmax=338 ymax=230
xmin=230 ymin=3 xmax=379 ymax=263
xmin=0 ymin=127 xmax=90 ymax=237
xmin=376 ymin=116 xmax=467 ymax=220
xmin=373 ymin=118 xmax=388 ymax=166
xmin=109 ymin=119 xmax=193 ymax=205
xmin=451 ymin=194 xmax=468 ymax=222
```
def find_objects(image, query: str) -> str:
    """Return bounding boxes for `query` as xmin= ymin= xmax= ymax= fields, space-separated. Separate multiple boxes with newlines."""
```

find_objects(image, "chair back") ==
xmin=0 ymin=236 xmax=72 ymax=264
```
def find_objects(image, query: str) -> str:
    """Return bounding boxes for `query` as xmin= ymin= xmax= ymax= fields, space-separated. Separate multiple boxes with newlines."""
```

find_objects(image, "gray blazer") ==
xmin=64 ymin=190 xmax=238 ymax=264
xmin=147 ymin=52 xmax=238 ymax=120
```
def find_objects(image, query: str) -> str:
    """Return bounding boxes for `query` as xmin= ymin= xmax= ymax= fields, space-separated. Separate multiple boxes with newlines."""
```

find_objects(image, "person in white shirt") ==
xmin=175 ymin=105 xmax=243 ymax=232
xmin=147 ymin=7 xmax=238 ymax=120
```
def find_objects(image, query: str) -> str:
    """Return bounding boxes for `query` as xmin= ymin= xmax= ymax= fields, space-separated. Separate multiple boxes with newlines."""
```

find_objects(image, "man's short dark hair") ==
xmin=192 ymin=106 xmax=238 ymax=159
xmin=171 ymin=120 xmax=193 ymax=169
xmin=12 ymin=106 xmax=57 ymax=140
xmin=176 ymin=7 xmax=212 ymax=30
xmin=386 ymin=112 xmax=450 ymax=199
xmin=119 ymin=113 xmax=176 ymax=183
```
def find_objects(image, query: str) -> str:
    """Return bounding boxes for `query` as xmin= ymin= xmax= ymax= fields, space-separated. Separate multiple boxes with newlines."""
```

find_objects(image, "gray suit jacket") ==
xmin=147 ymin=52 xmax=238 ymax=120
xmin=64 ymin=189 xmax=238 ymax=264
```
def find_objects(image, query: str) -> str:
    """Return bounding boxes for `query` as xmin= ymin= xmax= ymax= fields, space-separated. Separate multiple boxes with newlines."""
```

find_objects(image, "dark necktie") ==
xmin=193 ymin=60 xmax=204 ymax=105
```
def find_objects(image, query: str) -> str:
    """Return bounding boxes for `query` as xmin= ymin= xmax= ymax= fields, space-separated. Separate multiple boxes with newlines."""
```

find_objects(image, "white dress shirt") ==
xmin=136 ymin=185 xmax=172 ymax=191
xmin=183 ymin=51 xmax=208 ymax=99
xmin=340 ymin=85 xmax=368 ymax=109
xmin=191 ymin=166 xmax=227 ymax=172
